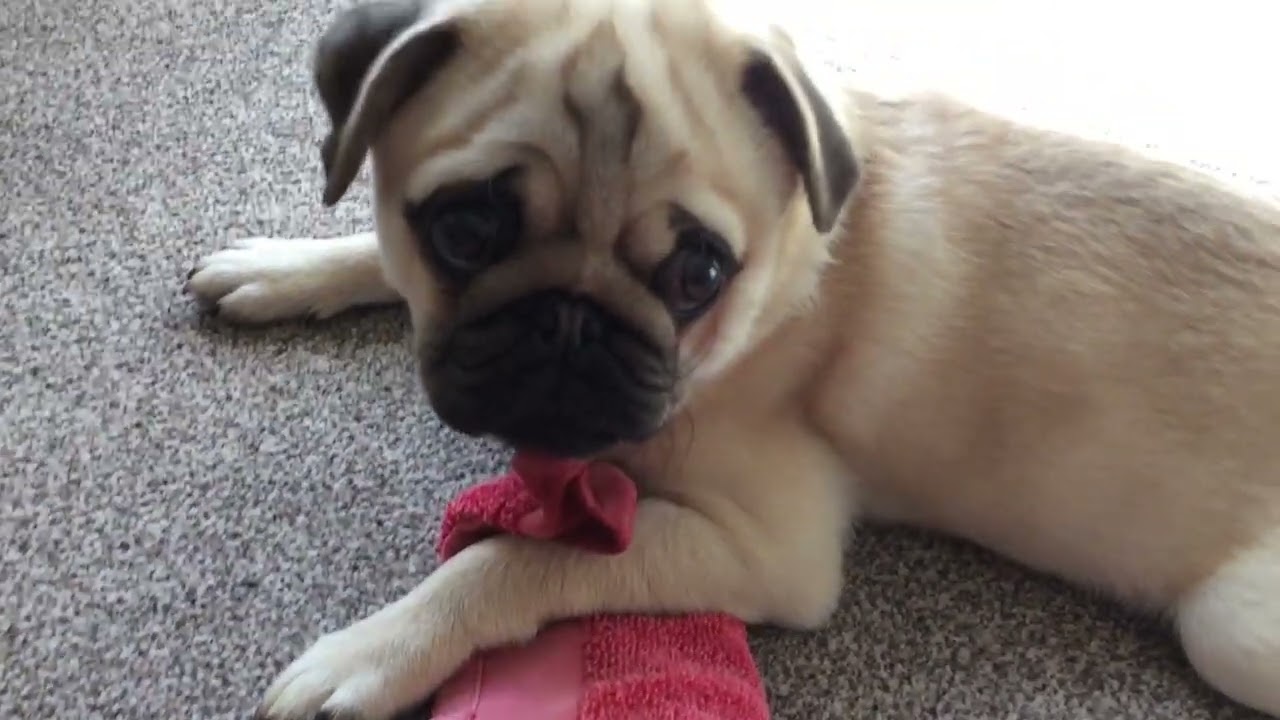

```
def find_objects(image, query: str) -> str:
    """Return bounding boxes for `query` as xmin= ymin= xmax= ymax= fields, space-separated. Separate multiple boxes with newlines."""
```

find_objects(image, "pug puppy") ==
xmin=186 ymin=0 xmax=1280 ymax=717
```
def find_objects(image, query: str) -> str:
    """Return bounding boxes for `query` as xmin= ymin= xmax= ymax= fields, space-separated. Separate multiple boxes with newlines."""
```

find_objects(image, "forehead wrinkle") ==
xmin=613 ymin=8 xmax=762 ymax=253
xmin=384 ymin=20 xmax=538 ymax=186
xmin=610 ymin=70 xmax=642 ymax=163
xmin=614 ymin=6 xmax=703 ymax=161
xmin=401 ymin=12 xmax=608 ymax=200
xmin=471 ymin=10 xmax=614 ymax=202
xmin=405 ymin=78 xmax=522 ymax=173
xmin=558 ymin=53 xmax=589 ymax=173
xmin=559 ymin=19 xmax=642 ymax=252
xmin=617 ymin=3 xmax=743 ymax=203
xmin=432 ymin=24 xmax=535 ymax=132
xmin=665 ymin=52 xmax=749 ymax=192
xmin=626 ymin=140 xmax=686 ymax=201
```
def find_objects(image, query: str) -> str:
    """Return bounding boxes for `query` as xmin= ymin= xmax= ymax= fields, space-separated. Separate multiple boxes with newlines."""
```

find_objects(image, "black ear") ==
xmin=740 ymin=49 xmax=859 ymax=233
xmin=312 ymin=0 xmax=461 ymax=206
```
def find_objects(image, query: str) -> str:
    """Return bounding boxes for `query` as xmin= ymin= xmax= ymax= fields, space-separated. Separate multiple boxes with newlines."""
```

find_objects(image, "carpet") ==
xmin=2 ymin=0 xmax=1276 ymax=718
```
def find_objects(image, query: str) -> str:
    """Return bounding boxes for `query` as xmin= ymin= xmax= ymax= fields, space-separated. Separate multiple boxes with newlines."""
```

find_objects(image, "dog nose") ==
xmin=531 ymin=292 xmax=606 ymax=350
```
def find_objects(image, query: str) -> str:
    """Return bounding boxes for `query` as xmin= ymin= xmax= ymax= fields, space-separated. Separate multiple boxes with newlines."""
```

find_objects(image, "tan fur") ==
xmin=185 ymin=1 xmax=1280 ymax=717
xmin=809 ymin=94 xmax=1280 ymax=605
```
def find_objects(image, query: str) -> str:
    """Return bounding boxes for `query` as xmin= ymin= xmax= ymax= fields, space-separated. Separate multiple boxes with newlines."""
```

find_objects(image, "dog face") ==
xmin=313 ymin=0 xmax=859 ymax=457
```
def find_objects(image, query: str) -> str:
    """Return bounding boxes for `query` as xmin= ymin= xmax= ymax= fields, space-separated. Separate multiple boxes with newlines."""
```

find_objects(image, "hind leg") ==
xmin=1177 ymin=526 xmax=1280 ymax=717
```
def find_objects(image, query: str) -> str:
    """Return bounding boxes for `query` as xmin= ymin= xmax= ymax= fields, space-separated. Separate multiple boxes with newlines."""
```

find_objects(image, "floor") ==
xmin=2 ymin=0 xmax=1276 ymax=718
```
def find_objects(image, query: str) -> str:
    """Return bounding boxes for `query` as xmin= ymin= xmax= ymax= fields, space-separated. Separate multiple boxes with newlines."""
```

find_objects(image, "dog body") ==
xmin=806 ymin=93 xmax=1280 ymax=609
xmin=187 ymin=0 xmax=1280 ymax=717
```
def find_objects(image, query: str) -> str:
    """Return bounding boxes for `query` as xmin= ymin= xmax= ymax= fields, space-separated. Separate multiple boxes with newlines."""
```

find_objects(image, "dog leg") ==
xmin=253 ymin=490 xmax=847 ymax=720
xmin=1176 ymin=525 xmax=1280 ymax=717
xmin=185 ymin=232 xmax=401 ymax=323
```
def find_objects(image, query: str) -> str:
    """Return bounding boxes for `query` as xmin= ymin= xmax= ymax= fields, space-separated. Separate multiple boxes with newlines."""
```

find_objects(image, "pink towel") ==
xmin=428 ymin=452 xmax=771 ymax=720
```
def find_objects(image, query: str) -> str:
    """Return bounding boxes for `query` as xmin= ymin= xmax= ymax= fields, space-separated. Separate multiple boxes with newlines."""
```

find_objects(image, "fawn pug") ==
xmin=186 ymin=0 xmax=1280 ymax=717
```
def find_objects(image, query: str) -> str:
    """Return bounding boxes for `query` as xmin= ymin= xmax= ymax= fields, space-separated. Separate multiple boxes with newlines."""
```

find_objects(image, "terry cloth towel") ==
xmin=428 ymin=452 xmax=772 ymax=720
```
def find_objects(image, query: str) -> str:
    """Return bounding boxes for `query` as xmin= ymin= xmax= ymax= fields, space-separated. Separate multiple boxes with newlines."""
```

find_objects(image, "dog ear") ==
xmin=739 ymin=46 xmax=859 ymax=233
xmin=313 ymin=0 xmax=461 ymax=206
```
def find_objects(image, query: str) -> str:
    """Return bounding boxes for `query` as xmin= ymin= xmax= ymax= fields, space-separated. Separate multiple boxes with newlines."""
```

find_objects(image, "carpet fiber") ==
xmin=2 ymin=0 xmax=1277 ymax=718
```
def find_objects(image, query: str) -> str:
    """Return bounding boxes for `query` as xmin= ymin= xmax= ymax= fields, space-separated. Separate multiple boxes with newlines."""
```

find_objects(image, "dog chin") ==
xmin=427 ymin=386 xmax=669 ymax=458
xmin=495 ymin=420 xmax=658 ymax=460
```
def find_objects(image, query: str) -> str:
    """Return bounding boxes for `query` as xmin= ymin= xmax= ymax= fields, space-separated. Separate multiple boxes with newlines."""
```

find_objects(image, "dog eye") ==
xmin=651 ymin=228 xmax=735 ymax=323
xmin=430 ymin=202 xmax=507 ymax=274
xmin=406 ymin=171 xmax=521 ymax=280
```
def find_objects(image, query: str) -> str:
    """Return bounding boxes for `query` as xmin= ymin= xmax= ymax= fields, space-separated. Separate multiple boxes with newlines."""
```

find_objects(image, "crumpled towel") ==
xmin=428 ymin=451 xmax=771 ymax=720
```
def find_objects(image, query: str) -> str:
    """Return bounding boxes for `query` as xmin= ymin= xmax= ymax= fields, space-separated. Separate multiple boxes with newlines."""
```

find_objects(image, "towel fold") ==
xmin=428 ymin=452 xmax=770 ymax=720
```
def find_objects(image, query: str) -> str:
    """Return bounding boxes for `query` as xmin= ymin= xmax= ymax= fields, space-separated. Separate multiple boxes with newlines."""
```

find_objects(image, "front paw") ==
xmin=184 ymin=236 xmax=347 ymax=324
xmin=255 ymin=608 xmax=474 ymax=720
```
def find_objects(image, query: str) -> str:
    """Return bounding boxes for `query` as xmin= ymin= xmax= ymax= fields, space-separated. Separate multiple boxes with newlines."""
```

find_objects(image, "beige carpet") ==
xmin=2 ymin=0 xmax=1276 ymax=718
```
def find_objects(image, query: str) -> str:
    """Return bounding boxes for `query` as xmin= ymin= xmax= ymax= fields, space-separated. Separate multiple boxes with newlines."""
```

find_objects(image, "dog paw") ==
xmin=254 ymin=606 xmax=473 ymax=720
xmin=184 ymin=237 xmax=356 ymax=324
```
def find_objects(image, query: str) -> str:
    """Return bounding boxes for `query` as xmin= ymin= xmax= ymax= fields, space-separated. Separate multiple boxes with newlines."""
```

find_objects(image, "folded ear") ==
xmin=312 ymin=0 xmax=461 ymax=206
xmin=739 ymin=45 xmax=859 ymax=233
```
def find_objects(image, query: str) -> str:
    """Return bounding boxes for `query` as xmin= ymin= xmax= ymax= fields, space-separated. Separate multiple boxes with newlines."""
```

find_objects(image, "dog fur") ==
xmin=187 ymin=0 xmax=1280 ymax=717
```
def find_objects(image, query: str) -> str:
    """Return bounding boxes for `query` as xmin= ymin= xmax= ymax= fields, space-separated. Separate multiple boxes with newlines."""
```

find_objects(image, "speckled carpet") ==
xmin=2 ymin=0 xmax=1276 ymax=718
